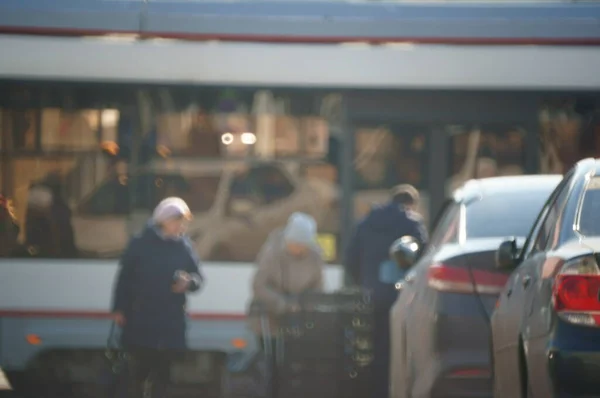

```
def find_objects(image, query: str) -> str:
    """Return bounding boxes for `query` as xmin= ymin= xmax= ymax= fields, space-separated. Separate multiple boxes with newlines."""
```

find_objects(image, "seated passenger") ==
xmin=0 ymin=194 xmax=20 ymax=257
xmin=24 ymin=184 xmax=56 ymax=257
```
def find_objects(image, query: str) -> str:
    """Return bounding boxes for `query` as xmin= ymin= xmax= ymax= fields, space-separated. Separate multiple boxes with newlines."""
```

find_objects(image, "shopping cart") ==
xmin=250 ymin=288 xmax=374 ymax=398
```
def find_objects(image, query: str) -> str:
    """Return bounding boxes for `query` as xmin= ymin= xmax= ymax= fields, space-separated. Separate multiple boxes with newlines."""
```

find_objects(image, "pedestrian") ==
xmin=248 ymin=212 xmax=324 ymax=398
xmin=111 ymin=197 xmax=204 ymax=398
xmin=344 ymin=184 xmax=428 ymax=398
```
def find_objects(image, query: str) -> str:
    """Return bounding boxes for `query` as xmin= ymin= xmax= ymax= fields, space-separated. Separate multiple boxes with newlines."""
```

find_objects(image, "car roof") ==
xmin=454 ymin=174 xmax=563 ymax=204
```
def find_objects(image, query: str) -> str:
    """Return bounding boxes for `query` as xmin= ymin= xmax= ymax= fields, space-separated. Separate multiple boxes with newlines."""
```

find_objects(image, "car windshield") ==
xmin=577 ymin=186 xmax=600 ymax=237
xmin=466 ymin=189 xmax=550 ymax=239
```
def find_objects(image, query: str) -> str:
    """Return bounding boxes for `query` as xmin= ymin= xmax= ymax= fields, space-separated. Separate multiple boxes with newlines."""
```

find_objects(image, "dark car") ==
xmin=492 ymin=158 xmax=600 ymax=398
xmin=389 ymin=174 xmax=561 ymax=398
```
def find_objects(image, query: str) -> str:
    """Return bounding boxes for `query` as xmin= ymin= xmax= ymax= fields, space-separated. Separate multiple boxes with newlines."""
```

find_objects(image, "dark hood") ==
xmin=140 ymin=219 xmax=185 ymax=243
xmin=362 ymin=202 xmax=419 ymax=237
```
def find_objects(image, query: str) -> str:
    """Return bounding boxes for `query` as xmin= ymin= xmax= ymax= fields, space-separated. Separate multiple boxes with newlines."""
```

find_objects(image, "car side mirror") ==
xmin=390 ymin=236 xmax=421 ymax=271
xmin=496 ymin=238 xmax=518 ymax=270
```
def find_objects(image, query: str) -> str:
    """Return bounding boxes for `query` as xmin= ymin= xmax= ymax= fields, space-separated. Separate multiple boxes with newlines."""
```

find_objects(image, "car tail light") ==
xmin=427 ymin=263 xmax=508 ymax=295
xmin=552 ymin=255 xmax=600 ymax=327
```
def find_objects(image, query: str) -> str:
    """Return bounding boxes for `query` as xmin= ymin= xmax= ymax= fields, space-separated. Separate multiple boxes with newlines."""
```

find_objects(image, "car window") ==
xmin=230 ymin=165 xmax=295 ymax=206
xmin=532 ymin=204 xmax=556 ymax=252
xmin=521 ymin=203 xmax=551 ymax=258
xmin=164 ymin=175 xmax=220 ymax=213
xmin=78 ymin=173 xmax=219 ymax=216
xmin=465 ymin=188 xmax=552 ymax=239
xmin=576 ymin=176 xmax=600 ymax=237
xmin=427 ymin=203 xmax=460 ymax=250
xmin=543 ymin=179 xmax=572 ymax=250
xmin=251 ymin=165 xmax=295 ymax=204
xmin=226 ymin=165 xmax=295 ymax=216
xmin=520 ymin=172 xmax=573 ymax=258
xmin=136 ymin=174 xmax=190 ymax=211
xmin=78 ymin=176 xmax=130 ymax=216
xmin=531 ymin=174 xmax=574 ymax=252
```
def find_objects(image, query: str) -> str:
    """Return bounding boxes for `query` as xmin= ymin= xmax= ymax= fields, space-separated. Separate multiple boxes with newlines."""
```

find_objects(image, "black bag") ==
xmin=98 ymin=322 xmax=128 ymax=398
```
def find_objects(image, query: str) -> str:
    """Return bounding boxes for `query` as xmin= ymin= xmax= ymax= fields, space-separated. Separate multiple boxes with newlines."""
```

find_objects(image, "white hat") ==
xmin=152 ymin=197 xmax=191 ymax=224
xmin=283 ymin=212 xmax=317 ymax=246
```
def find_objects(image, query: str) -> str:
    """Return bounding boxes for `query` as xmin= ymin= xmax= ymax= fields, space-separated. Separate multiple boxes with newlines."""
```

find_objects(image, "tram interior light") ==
xmin=221 ymin=132 xmax=257 ymax=146
xmin=101 ymin=109 xmax=119 ymax=128
xmin=241 ymin=132 xmax=257 ymax=145
xmin=221 ymin=132 xmax=234 ymax=145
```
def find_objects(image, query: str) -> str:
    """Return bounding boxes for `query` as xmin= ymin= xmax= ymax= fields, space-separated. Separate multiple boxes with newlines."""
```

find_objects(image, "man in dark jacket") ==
xmin=112 ymin=197 xmax=204 ymax=398
xmin=345 ymin=185 xmax=428 ymax=398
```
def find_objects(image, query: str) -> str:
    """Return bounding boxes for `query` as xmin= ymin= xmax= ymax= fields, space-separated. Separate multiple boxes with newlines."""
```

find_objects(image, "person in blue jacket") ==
xmin=111 ymin=197 xmax=204 ymax=398
xmin=345 ymin=184 xmax=428 ymax=398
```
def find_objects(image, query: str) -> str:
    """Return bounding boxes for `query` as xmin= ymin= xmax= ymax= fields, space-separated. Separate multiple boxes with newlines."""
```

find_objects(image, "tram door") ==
xmin=351 ymin=122 xmax=533 ymax=232
xmin=352 ymin=124 xmax=431 ymax=224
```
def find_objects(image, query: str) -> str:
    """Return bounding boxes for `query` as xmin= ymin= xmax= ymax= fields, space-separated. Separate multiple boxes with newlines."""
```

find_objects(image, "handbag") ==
xmin=98 ymin=322 xmax=129 ymax=398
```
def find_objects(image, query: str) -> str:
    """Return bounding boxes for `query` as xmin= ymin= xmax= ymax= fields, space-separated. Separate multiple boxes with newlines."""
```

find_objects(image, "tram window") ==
xmin=1 ymin=85 xmax=342 ymax=263
xmin=227 ymin=170 xmax=259 ymax=217
xmin=148 ymin=90 xmax=341 ymax=263
xmin=447 ymin=127 xmax=526 ymax=195
xmin=538 ymin=100 xmax=598 ymax=174
xmin=0 ymin=104 xmax=133 ymax=259
xmin=353 ymin=126 xmax=429 ymax=221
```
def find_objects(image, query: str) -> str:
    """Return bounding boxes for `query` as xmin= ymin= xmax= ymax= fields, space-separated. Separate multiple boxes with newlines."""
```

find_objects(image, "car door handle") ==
xmin=522 ymin=276 xmax=531 ymax=289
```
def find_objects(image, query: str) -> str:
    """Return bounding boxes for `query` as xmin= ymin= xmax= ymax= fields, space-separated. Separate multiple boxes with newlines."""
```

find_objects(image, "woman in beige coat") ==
xmin=249 ymin=212 xmax=324 ymax=329
xmin=248 ymin=212 xmax=324 ymax=396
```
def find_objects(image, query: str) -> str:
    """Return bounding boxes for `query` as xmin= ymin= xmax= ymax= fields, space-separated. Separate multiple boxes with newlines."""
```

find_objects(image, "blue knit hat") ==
xmin=283 ymin=212 xmax=317 ymax=246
